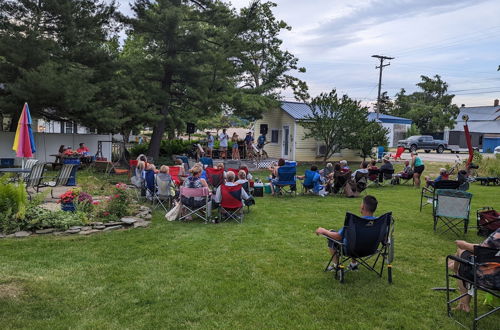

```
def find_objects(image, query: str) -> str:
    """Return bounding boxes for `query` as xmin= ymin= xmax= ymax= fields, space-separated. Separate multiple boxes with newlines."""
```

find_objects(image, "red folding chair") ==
xmin=168 ymin=166 xmax=181 ymax=185
xmin=219 ymin=184 xmax=244 ymax=223
xmin=393 ymin=147 xmax=404 ymax=160
xmin=206 ymin=167 xmax=224 ymax=188
xmin=227 ymin=168 xmax=239 ymax=176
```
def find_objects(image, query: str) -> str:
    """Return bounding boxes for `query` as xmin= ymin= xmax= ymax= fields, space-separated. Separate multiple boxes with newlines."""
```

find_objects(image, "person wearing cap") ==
xmin=425 ymin=168 xmax=449 ymax=188
xmin=206 ymin=131 xmax=214 ymax=158
xmin=380 ymin=156 xmax=394 ymax=172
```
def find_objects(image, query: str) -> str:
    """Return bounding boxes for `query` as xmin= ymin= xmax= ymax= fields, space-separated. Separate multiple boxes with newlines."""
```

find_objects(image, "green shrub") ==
xmin=24 ymin=206 xmax=88 ymax=230
xmin=0 ymin=177 xmax=29 ymax=234
xmin=478 ymin=154 xmax=500 ymax=177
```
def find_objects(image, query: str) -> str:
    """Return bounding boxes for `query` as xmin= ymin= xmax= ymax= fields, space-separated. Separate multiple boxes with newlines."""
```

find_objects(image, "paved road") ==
xmin=396 ymin=151 xmax=468 ymax=164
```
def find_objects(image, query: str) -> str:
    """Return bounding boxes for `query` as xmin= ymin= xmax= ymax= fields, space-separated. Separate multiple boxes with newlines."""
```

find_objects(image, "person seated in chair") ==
xmin=321 ymin=163 xmax=335 ymax=180
xmin=351 ymin=161 xmax=369 ymax=179
xmin=397 ymin=161 xmax=413 ymax=179
xmin=298 ymin=165 xmax=327 ymax=197
xmin=181 ymin=165 xmax=209 ymax=220
xmin=379 ymin=156 xmax=394 ymax=182
xmin=268 ymin=158 xmax=286 ymax=194
xmin=315 ymin=195 xmax=379 ymax=271
xmin=368 ymin=159 xmax=379 ymax=182
xmin=340 ymin=160 xmax=350 ymax=173
xmin=214 ymin=171 xmax=250 ymax=218
xmin=331 ymin=163 xmax=350 ymax=194
xmin=425 ymin=168 xmax=449 ymax=188
xmin=447 ymin=229 xmax=500 ymax=312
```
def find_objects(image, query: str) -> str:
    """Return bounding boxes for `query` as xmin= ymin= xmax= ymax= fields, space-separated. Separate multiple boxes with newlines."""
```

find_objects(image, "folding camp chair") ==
xmin=476 ymin=207 xmax=500 ymax=237
xmin=239 ymin=181 xmax=254 ymax=212
xmin=377 ymin=168 xmax=395 ymax=186
xmin=168 ymin=166 xmax=181 ymax=186
xmin=227 ymin=168 xmax=239 ymax=177
xmin=21 ymin=159 xmax=39 ymax=180
xmin=446 ymin=245 xmax=500 ymax=330
xmin=301 ymin=170 xmax=317 ymax=194
xmin=420 ymin=180 xmax=461 ymax=212
xmin=206 ymin=167 xmax=224 ymax=189
xmin=154 ymin=174 xmax=174 ymax=212
xmin=200 ymin=157 xmax=213 ymax=168
xmin=331 ymin=171 xmax=350 ymax=195
xmin=323 ymin=212 xmax=394 ymax=283
xmin=219 ymin=184 xmax=244 ymax=223
xmin=179 ymin=187 xmax=212 ymax=222
xmin=273 ymin=165 xmax=297 ymax=196
xmin=128 ymin=159 xmax=138 ymax=178
xmin=144 ymin=169 xmax=156 ymax=201
xmin=176 ymin=156 xmax=190 ymax=172
xmin=433 ymin=189 xmax=472 ymax=236
xmin=367 ymin=168 xmax=380 ymax=187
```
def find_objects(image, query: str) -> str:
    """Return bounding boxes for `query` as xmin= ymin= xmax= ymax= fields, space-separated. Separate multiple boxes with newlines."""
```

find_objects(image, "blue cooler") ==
xmin=63 ymin=158 xmax=80 ymax=186
xmin=285 ymin=161 xmax=297 ymax=167
xmin=0 ymin=158 xmax=15 ymax=168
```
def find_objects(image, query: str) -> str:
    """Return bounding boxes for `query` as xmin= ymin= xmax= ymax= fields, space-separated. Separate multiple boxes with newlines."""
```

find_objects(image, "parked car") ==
xmin=494 ymin=146 xmax=500 ymax=154
xmin=397 ymin=135 xmax=448 ymax=153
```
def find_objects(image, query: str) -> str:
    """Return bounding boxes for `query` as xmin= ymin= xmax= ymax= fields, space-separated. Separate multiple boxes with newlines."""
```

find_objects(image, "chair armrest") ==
xmin=446 ymin=254 xmax=474 ymax=267
xmin=421 ymin=187 xmax=433 ymax=194
xmin=321 ymin=234 xmax=344 ymax=246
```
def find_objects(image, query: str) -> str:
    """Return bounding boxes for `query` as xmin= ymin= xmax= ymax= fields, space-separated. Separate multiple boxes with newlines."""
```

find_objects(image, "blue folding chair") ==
xmin=323 ymin=212 xmax=394 ymax=283
xmin=200 ymin=157 xmax=213 ymax=168
xmin=273 ymin=165 xmax=297 ymax=196
xmin=144 ymin=169 xmax=156 ymax=201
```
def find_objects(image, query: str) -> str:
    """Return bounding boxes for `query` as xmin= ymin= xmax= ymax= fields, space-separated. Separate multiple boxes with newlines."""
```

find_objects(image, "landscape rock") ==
xmin=103 ymin=225 xmax=123 ymax=231
xmin=120 ymin=217 xmax=141 ymax=225
xmin=81 ymin=226 xmax=92 ymax=231
xmin=135 ymin=211 xmax=151 ymax=219
xmin=79 ymin=230 xmax=100 ymax=235
xmin=7 ymin=234 xmax=15 ymax=238
xmin=94 ymin=225 xmax=106 ymax=230
xmin=14 ymin=231 xmax=31 ymax=238
xmin=139 ymin=205 xmax=152 ymax=213
xmin=89 ymin=222 xmax=103 ymax=226
xmin=133 ymin=221 xmax=151 ymax=228
xmin=0 ymin=234 xmax=6 ymax=239
xmin=104 ymin=221 xmax=123 ymax=227
xmin=36 ymin=228 xmax=55 ymax=234
xmin=69 ymin=226 xmax=82 ymax=230
xmin=65 ymin=228 xmax=81 ymax=234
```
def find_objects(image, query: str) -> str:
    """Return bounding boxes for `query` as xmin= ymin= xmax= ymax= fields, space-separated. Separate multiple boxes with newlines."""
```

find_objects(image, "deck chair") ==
xmin=390 ymin=147 xmax=404 ymax=161
xmin=129 ymin=170 xmax=145 ymax=200
xmin=206 ymin=167 xmax=224 ymax=189
xmin=446 ymin=245 xmax=500 ymax=329
xmin=323 ymin=212 xmax=394 ymax=283
xmin=168 ymin=166 xmax=181 ymax=186
xmin=200 ymin=157 xmax=213 ymax=168
xmin=332 ymin=171 xmax=350 ymax=194
xmin=37 ymin=164 xmax=78 ymax=198
xmin=179 ymin=187 xmax=211 ymax=222
xmin=24 ymin=162 xmax=46 ymax=198
xmin=154 ymin=173 xmax=174 ymax=212
xmin=273 ymin=165 xmax=297 ymax=196
xmin=176 ymin=156 xmax=190 ymax=172
xmin=219 ymin=184 xmax=244 ymax=223
xmin=21 ymin=159 xmax=39 ymax=180
xmin=420 ymin=180 xmax=461 ymax=212
xmin=476 ymin=207 xmax=500 ymax=237
xmin=433 ymin=189 xmax=472 ymax=236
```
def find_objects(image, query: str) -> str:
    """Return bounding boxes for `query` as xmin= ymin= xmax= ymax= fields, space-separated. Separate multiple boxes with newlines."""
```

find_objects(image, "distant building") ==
xmin=448 ymin=99 xmax=500 ymax=152
xmin=254 ymin=101 xmax=412 ymax=162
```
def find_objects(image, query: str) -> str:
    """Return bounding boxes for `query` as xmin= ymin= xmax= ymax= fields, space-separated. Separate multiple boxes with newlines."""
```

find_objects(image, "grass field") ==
xmin=0 ymin=165 xmax=498 ymax=329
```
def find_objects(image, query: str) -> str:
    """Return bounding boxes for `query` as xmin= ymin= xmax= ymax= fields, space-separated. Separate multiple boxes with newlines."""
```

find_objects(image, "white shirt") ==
xmin=214 ymin=182 xmax=250 ymax=203
xmin=219 ymin=133 xmax=228 ymax=147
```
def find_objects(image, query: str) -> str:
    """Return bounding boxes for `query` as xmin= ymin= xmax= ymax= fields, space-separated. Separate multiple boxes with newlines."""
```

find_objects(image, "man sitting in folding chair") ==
xmin=315 ymin=195 xmax=394 ymax=283
xmin=272 ymin=164 xmax=297 ymax=196
xmin=446 ymin=229 xmax=499 ymax=328
xmin=214 ymin=171 xmax=250 ymax=223
xmin=298 ymin=165 xmax=327 ymax=196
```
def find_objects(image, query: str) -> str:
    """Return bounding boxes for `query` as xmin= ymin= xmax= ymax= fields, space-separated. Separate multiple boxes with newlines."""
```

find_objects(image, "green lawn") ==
xmin=1 ymin=169 xmax=499 ymax=329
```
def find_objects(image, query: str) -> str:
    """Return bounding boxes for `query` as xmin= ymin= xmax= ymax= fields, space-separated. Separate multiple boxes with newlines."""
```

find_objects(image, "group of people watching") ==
xmin=56 ymin=143 xmax=92 ymax=164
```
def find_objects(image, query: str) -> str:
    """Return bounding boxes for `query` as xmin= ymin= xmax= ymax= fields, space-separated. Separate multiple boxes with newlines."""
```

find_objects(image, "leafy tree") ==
xmin=352 ymin=122 xmax=389 ymax=160
xmin=300 ymin=90 xmax=375 ymax=161
xmin=0 ymin=0 xmax=119 ymax=130
xmin=404 ymin=123 xmax=421 ymax=138
xmin=386 ymin=75 xmax=459 ymax=133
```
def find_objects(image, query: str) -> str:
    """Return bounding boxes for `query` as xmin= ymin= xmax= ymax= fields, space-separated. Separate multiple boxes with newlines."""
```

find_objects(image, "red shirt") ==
xmin=77 ymin=147 xmax=89 ymax=154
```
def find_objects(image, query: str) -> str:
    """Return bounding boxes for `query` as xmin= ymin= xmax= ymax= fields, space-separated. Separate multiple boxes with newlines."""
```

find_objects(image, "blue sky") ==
xmin=116 ymin=0 xmax=500 ymax=108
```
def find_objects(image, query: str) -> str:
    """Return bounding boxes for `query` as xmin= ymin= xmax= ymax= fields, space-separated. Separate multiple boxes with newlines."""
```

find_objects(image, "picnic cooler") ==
xmin=264 ymin=183 xmax=272 ymax=194
xmin=285 ymin=161 xmax=297 ymax=167
xmin=0 ymin=158 xmax=15 ymax=167
xmin=253 ymin=183 xmax=264 ymax=197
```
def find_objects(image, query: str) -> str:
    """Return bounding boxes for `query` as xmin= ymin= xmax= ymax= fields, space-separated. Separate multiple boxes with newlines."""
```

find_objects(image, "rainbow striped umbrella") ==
xmin=12 ymin=103 xmax=36 ymax=165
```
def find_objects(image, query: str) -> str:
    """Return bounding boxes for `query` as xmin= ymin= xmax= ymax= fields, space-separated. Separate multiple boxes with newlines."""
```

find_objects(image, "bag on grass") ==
xmin=165 ymin=202 xmax=181 ymax=221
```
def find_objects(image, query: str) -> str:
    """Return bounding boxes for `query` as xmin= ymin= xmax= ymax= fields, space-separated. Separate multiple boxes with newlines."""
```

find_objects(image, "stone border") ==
xmin=0 ymin=206 xmax=153 ymax=239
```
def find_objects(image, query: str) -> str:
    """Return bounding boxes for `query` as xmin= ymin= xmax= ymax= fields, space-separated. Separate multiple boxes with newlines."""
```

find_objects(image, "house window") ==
xmin=64 ymin=121 xmax=74 ymax=134
xmin=271 ymin=129 xmax=279 ymax=143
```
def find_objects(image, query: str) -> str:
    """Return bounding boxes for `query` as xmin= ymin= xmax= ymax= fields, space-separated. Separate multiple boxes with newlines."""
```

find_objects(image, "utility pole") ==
xmin=371 ymin=55 xmax=394 ymax=119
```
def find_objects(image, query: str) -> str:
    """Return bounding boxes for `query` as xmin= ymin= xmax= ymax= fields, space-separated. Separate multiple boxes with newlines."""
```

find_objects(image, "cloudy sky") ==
xmin=117 ymin=0 xmax=500 ymax=108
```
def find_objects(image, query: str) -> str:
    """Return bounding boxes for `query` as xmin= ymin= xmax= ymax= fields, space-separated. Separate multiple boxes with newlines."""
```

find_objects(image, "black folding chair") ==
xmin=420 ymin=180 xmax=461 ymax=212
xmin=323 ymin=212 xmax=394 ymax=283
xmin=433 ymin=189 xmax=472 ymax=236
xmin=446 ymin=246 xmax=500 ymax=330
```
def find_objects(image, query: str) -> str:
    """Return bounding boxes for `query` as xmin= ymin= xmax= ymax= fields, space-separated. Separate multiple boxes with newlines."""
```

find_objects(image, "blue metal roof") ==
xmin=280 ymin=101 xmax=412 ymax=125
